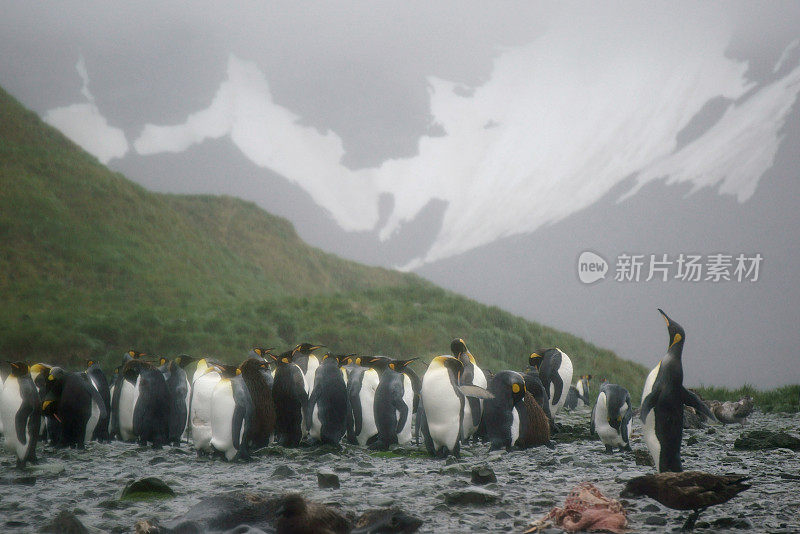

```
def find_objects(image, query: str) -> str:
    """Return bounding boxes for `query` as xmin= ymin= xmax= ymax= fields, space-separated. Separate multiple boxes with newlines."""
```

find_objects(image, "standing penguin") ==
xmin=0 ymin=362 xmax=41 ymax=467
xmin=0 ymin=360 xmax=7 ymax=436
xmin=41 ymin=368 xmax=104 ymax=449
xmin=485 ymin=370 xmax=551 ymax=451
xmin=291 ymin=343 xmax=323 ymax=394
xmin=30 ymin=363 xmax=56 ymax=443
xmin=418 ymin=356 xmax=493 ymax=458
xmin=133 ymin=362 xmax=171 ymax=448
xmin=450 ymin=338 xmax=487 ymax=441
xmin=565 ymin=375 xmax=592 ymax=410
xmin=641 ymin=309 xmax=714 ymax=472
xmin=210 ymin=364 xmax=254 ymax=461
xmin=86 ymin=360 xmax=111 ymax=442
xmin=252 ymin=347 xmax=275 ymax=390
xmin=530 ymin=348 xmax=574 ymax=417
xmin=165 ymin=355 xmax=195 ymax=446
xmin=340 ymin=356 xmax=368 ymax=445
xmin=307 ymin=353 xmax=349 ymax=445
xmin=591 ymin=383 xmax=632 ymax=453
xmin=118 ymin=359 xmax=147 ymax=442
xmin=271 ymin=350 xmax=309 ymax=447
xmin=239 ymin=356 xmax=275 ymax=449
xmin=371 ymin=357 xmax=420 ymax=450
xmin=189 ymin=358 xmax=222 ymax=453
xmin=349 ymin=356 xmax=383 ymax=446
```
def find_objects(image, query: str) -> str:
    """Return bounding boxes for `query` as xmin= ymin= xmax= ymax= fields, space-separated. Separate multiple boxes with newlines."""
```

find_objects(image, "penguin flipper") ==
xmin=403 ymin=368 xmax=422 ymax=414
xmin=550 ymin=372 xmax=564 ymax=405
xmin=232 ymin=404 xmax=244 ymax=450
xmin=640 ymin=387 xmax=660 ymax=423
xmin=15 ymin=400 xmax=33 ymax=445
xmin=415 ymin=400 xmax=425 ymax=446
xmin=458 ymin=385 xmax=494 ymax=399
xmin=468 ymin=397 xmax=482 ymax=427
xmin=621 ymin=410 xmax=631 ymax=444
xmin=393 ymin=390 xmax=409 ymax=436
xmin=589 ymin=404 xmax=596 ymax=436
xmin=682 ymin=387 xmax=714 ymax=420
xmin=352 ymin=395 xmax=363 ymax=438
xmin=306 ymin=388 xmax=320 ymax=431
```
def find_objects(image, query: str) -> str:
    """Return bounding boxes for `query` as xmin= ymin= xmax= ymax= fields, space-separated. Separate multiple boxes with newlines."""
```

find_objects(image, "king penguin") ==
xmin=165 ymin=355 xmax=195 ymax=446
xmin=530 ymin=348 xmax=574 ymax=417
xmin=307 ymin=353 xmax=348 ymax=445
xmin=450 ymin=338 xmax=487 ymax=442
xmin=189 ymin=358 xmax=222 ymax=453
xmin=271 ymin=350 xmax=310 ymax=447
xmin=0 ymin=362 xmax=41 ymax=467
xmin=418 ymin=356 xmax=493 ymax=458
xmin=133 ymin=362 xmax=171 ymax=448
xmin=640 ymin=309 xmax=714 ymax=472
xmin=371 ymin=357 xmax=420 ymax=450
xmin=340 ymin=356 xmax=368 ymax=445
xmin=210 ymin=363 xmax=253 ymax=461
xmin=291 ymin=343 xmax=323 ymax=395
xmin=239 ymin=356 xmax=275 ymax=449
xmin=591 ymin=382 xmax=632 ymax=453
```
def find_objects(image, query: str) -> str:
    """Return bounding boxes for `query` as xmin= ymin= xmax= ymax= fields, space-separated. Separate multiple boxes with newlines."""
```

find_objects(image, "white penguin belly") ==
xmin=190 ymin=372 xmax=220 ymax=451
xmin=641 ymin=363 xmax=662 ymax=469
xmin=119 ymin=380 xmax=138 ymax=441
xmin=309 ymin=403 xmax=322 ymax=440
xmin=357 ymin=369 xmax=379 ymax=446
xmin=576 ymin=381 xmax=586 ymax=408
xmin=422 ymin=368 xmax=461 ymax=452
xmin=511 ymin=407 xmax=521 ymax=446
xmin=594 ymin=392 xmax=626 ymax=448
xmin=550 ymin=350 xmax=573 ymax=415
xmin=183 ymin=376 xmax=191 ymax=438
xmin=397 ymin=375 xmax=414 ymax=445
xmin=209 ymin=380 xmax=238 ymax=461
xmin=0 ymin=378 xmax=27 ymax=459
xmin=85 ymin=395 xmax=101 ymax=444
xmin=460 ymin=364 xmax=486 ymax=440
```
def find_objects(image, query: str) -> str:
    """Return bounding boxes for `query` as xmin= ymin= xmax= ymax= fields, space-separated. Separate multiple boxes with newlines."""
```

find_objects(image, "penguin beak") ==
xmin=657 ymin=308 xmax=670 ymax=325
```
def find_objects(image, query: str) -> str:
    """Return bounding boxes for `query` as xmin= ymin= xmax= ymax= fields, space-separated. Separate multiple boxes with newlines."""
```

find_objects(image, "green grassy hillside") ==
xmin=0 ymin=86 xmax=650 ymax=399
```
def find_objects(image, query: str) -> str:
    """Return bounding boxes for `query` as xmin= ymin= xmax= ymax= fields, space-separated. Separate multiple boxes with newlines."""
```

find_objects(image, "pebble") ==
xmin=471 ymin=466 xmax=497 ymax=485
xmin=317 ymin=470 xmax=340 ymax=489
xmin=443 ymin=486 xmax=501 ymax=506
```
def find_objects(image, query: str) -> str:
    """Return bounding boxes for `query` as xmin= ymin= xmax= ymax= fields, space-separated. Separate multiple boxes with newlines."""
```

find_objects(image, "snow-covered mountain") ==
xmin=2 ymin=2 xmax=798 ymax=386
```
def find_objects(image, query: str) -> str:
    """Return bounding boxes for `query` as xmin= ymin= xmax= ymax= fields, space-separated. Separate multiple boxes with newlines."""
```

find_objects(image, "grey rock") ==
xmin=121 ymin=477 xmax=175 ymax=500
xmin=644 ymin=515 xmax=668 ymax=526
xmin=734 ymin=431 xmax=800 ymax=451
xmin=317 ymin=470 xmax=340 ymax=489
xmin=271 ymin=465 xmax=297 ymax=479
xmin=443 ymin=486 xmax=500 ymax=505
xmin=471 ymin=466 xmax=497 ymax=485
xmin=40 ymin=511 xmax=89 ymax=534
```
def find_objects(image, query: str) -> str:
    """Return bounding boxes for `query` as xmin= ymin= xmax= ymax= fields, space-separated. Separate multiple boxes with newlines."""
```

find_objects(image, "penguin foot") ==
xmin=605 ymin=445 xmax=614 ymax=454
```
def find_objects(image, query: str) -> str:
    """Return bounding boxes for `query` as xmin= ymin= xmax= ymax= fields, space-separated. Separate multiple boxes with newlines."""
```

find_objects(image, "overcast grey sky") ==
xmin=2 ymin=2 xmax=799 ymax=386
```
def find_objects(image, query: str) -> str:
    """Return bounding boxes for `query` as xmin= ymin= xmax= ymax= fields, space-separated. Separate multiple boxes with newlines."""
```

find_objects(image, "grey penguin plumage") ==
xmin=271 ymin=350 xmax=310 ymax=447
xmin=371 ymin=357 xmax=420 ymax=450
xmin=484 ymin=370 xmax=527 ymax=451
xmin=640 ymin=309 xmax=714 ymax=472
xmin=450 ymin=338 xmax=487 ymax=441
xmin=165 ymin=355 xmax=195 ymax=446
xmin=131 ymin=361 xmax=171 ymax=448
xmin=591 ymin=382 xmax=632 ymax=452
xmin=0 ymin=362 xmax=41 ymax=467
xmin=307 ymin=352 xmax=349 ymax=445
xmin=530 ymin=348 xmax=574 ymax=417
xmin=523 ymin=364 xmax=554 ymax=429
xmin=41 ymin=367 xmax=103 ymax=449
xmin=341 ymin=355 xmax=367 ymax=444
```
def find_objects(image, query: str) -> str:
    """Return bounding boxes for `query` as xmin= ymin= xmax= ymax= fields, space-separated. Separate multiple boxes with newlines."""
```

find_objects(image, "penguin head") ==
xmin=450 ymin=338 xmax=468 ymax=357
xmin=86 ymin=359 xmax=97 ymax=369
xmin=127 ymin=350 xmax=146 ymax=360
xmin=277 ymin=350 xmax=295 ymax=364
xmin=496 ymin=371 xmax=526 ymax=403
xmin=338 ymin=353 xmax=358 ymax=366
xmin=387 ymin=358 xmax=419 ymax=373
xmin=215 ymin=363 xmax=241 ymax=379
xmin=175 ymin=354 xmax=196 ymax=368
xmin=9 ymin=361 xmax=30 ymax=377
xmin=529 ymin=352 xmax=544 ymax=369
xmin=158 ymin=356 xmax=168 ymax=367
xmin=365 ymin=356 xmax=392 ymax=372
xmin=658 ymin=308 xmax=685 ymax=353
xmin=292 ymin=343 xmax=324 ymax=356
xmin=252 ymin=347 xmax=275 ymax=360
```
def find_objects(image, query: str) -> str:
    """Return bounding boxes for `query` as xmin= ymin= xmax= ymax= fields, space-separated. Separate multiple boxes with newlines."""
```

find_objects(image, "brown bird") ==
xmin=620 ymin=471 xmax=750 ymax=530
xmin=275 ymin=493 xmax=351 ymax=534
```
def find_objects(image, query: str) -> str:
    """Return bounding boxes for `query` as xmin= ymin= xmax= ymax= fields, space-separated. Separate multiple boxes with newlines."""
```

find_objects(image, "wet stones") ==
xmin=471 ymin=466 xmax=497 ymax=485
xmin=317 ymin=469 xmax=340 ymax=489
xmin=443 ymin=486 xmax=500 ymax=505
xmin=271 ymin=465 xmax=297 ymax=479
xmin=121 ymin=477 xmax=175 ymax=500
xmin=40 ymin=510 xmax=89 ymax=534
xmin=734 ymin=430 xmax=800 ymax=451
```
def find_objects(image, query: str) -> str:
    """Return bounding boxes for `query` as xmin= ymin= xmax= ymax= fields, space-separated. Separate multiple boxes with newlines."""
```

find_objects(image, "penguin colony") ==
xmin=0 ymin=314 xmax=730 ymax=475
